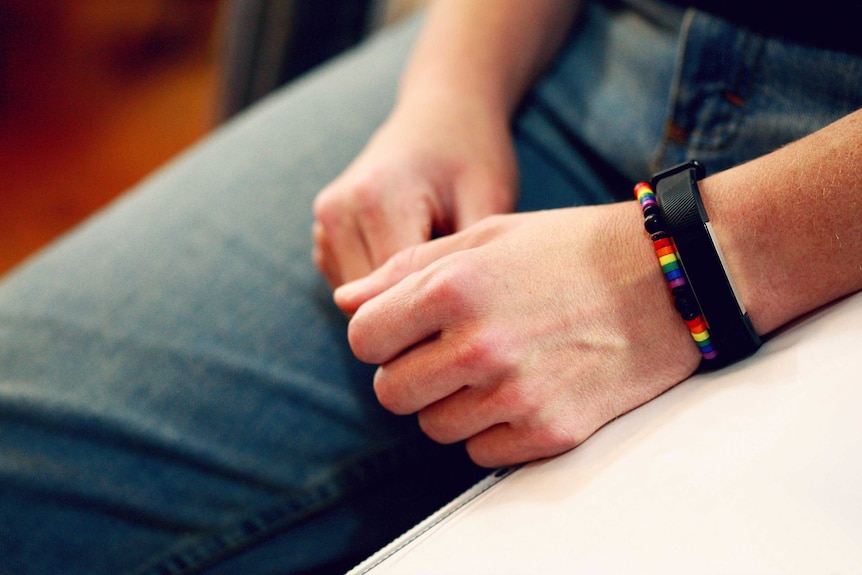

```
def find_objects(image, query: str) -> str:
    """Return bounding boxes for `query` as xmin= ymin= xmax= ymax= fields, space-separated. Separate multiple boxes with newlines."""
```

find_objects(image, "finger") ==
xmin=344 ymin=258 xmax=449 ymax=366
xmin=373 ymin=338 xmax=469 ymax=416
xmin=344 ymin=243 xmax=489 ymax=366
xmin=372 ymin=325 xmax=510 ymax=414
xmin=312 ymin=221 xmax=343 ymax=288
xmin=333 ymin=244 xmax=423 ymax=315
xmin=313 ymin=191 xmax=376 ymax=286
xmin=415 ymin=384 xmax=504 ymax=445
xmin=317 ymin=167 xmax=444 ymax=286
xmin=465 ymin=417 xmax=582 ymax=468
xmin=333 ymin=228 xmax=478 ymax=315
xmin=351 ymin=175 xmax=440 ymax=270
xmin=464 ymin=424 xmax=522 ymax=468
xmin=416 ymin=371 xmax=548 ymax=446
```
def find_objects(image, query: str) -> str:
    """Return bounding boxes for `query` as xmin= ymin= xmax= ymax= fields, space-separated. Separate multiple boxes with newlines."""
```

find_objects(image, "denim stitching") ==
xmin=130 ymin=444 xmax=421 ymax=575
xmin=685 ymin=27 xmax=763 ymax=152
xmin=656 ymin=9 xmax=765 ymax=168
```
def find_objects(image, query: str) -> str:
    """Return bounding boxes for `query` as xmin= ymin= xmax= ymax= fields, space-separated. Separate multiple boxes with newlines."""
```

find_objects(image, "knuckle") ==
xmin=454 ymin=328 xmax=514 ymax=376
xmin=529 ymin=423 xmax=582 ymax=455
xmin=493 ymin=380 xmax=542 ymax=416
xmin=419 ymin=259 xmax=475 ymax=317
xmin=346 ymin=315 xmax=375 ymax=363
xmin=456 ymin=333 xmax=498 ymax=371
xmin=521 ymin=410 xmax=589 ymax=458
xmin=314 ymin=172 xmax=387 ymax=225
xmin=352 ymin=177 xmax=387 ymax=218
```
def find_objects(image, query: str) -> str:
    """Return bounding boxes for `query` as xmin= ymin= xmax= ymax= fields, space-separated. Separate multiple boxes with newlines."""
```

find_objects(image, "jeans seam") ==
xmin=655 ymin=9 xmax=766 ymax=167
xmin=129 ymin=443 xmax=418 ymax=575
xmin=651 ymin=7 xmax=694 ymax=171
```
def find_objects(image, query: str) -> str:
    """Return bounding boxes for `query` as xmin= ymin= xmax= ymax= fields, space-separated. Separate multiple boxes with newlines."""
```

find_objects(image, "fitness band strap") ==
xmin=652 ymin=161 xmax=762 ymax=369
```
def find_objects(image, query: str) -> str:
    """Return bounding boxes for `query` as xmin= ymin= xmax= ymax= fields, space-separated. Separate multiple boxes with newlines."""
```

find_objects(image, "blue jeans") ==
xmin=1 ymin=2 xmax=860 ymax=573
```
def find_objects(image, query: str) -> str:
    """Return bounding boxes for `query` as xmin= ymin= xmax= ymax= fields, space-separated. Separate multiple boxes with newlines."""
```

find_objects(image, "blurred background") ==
xmin=0 ymin=0 xmax=426 ymax=276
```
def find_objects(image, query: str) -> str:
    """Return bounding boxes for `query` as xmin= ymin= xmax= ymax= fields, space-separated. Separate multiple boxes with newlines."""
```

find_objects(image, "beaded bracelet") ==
xmin=634 ymin=181 xmax=718 ymax=361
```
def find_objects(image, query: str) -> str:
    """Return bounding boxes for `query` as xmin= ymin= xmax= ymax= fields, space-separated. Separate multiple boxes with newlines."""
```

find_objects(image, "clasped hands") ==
xmin=313 ymin=109 xmax=700 ymax=467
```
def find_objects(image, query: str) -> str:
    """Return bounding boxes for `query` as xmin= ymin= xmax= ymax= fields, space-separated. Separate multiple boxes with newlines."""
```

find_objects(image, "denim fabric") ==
xmin=0 ymin=18 xmax=482 ymax=575
xmin=657 ymin=7 xmax=862 ymax=173
xmin=1 ymin=2 xmax=860 ymax=574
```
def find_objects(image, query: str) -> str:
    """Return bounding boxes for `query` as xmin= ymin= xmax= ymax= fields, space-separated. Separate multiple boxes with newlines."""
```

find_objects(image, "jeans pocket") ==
xmin=660 ymin=8 xmax=862 ymax=173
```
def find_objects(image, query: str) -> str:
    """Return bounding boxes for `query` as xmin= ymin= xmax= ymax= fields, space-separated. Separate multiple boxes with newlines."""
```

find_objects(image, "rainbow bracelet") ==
xmin=634 ymin=181 xmax=717 ymax=361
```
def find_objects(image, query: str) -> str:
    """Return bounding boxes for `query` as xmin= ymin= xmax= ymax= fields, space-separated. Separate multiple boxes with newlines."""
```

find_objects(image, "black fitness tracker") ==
xmin=652 ymin=161 xmax=762 ymax=368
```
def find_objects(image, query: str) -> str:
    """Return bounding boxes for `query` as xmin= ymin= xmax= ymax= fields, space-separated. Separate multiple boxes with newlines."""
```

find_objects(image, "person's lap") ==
xmin=0 ymin=6 xmax=678 ymax=574
xmin=3 ymin=1 xmax=858 ymax=572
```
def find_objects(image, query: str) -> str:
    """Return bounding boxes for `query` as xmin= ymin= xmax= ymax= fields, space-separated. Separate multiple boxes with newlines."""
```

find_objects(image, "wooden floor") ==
xmin=0 ymin=1 xmax=221 ymax=276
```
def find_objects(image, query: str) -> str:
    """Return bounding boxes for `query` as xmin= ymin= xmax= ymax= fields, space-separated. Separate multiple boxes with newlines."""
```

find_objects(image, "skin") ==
xmin=313 ymin=0 xmax=862 ymax=468
xmin=313 ymin=0 xmax=581 ymax=286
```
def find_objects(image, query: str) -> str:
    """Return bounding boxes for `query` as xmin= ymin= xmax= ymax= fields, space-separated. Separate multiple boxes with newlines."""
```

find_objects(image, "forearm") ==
xmin=701 ymin=108 xmax=862 ymax=335
xmin=397 ymin=0 xmax=582 ymax=121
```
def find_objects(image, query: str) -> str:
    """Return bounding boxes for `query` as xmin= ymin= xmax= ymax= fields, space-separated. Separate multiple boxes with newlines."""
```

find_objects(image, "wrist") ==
xmin=397 ymin=0 xmax=581 ymax=122
xmin=697 ymin=167 xmax=808 ymax=336
xmin=396 ymin=72 xmax=512 ymax=130
xmin=646 ymin=163 xmax=761 ymax=368
xmin=386 ymin=89 xmax=518 ymax=194
xmin=611 ymin=202 xmax=704 ymax=380
xmin=692 ymin=111 xmax=862 ymax=337
xmin=695 ymin=174 xmax=771 ymax=333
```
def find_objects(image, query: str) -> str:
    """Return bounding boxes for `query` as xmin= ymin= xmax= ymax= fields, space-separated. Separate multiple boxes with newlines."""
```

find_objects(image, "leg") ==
xmin=0 ymin=17 xmax=485 ymax=575
xmin=0 ymin=2 xmax=690 ymax=572
xmin=1 ymin=4 xmax=678 ymax=573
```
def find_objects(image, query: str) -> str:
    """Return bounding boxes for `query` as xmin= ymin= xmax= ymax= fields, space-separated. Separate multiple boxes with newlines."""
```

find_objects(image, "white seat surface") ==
xmin=350 ymin=291 xmax=862 ymax=574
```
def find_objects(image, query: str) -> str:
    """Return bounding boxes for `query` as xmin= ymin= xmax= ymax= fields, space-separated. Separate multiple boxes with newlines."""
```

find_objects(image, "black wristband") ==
xmin=652 ymin=161 xmax=761 ymax=369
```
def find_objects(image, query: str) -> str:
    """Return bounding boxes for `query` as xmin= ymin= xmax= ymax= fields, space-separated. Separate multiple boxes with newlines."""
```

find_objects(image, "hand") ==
xmin=312 ymin=99 xmax=518 ymax=288
xmin=335 ymin=203 xmax=702 ymax=467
